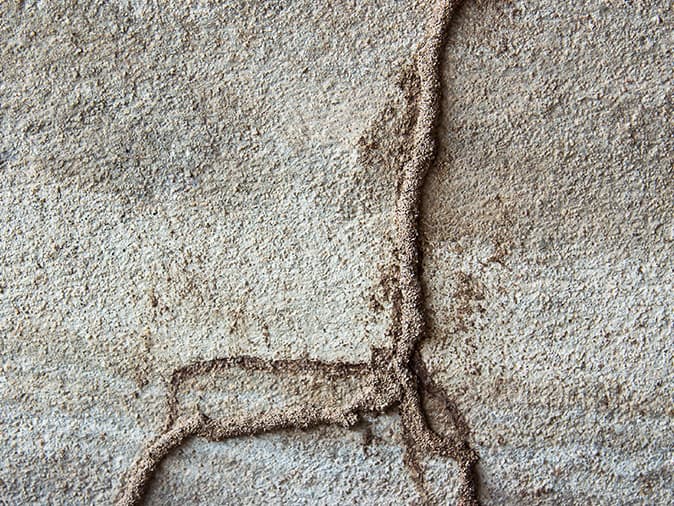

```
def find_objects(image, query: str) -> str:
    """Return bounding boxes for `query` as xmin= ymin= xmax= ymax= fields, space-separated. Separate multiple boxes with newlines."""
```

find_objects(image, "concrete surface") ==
xmin=0 ymin=0 xmax=671 ymax=504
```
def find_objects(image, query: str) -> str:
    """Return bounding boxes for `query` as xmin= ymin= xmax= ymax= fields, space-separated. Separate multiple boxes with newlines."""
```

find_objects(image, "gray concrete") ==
xmin=1 ymin=0 xmax=671 ymax=504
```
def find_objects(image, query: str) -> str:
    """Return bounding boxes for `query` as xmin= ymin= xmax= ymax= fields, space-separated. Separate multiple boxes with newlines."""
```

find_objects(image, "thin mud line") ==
xmin=116 ymin=1 xmax=479 ymax=505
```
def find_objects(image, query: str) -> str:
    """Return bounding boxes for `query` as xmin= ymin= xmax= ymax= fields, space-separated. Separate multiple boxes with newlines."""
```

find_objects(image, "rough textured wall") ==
xmin=0 ymin=0 xmax=671 ymax=504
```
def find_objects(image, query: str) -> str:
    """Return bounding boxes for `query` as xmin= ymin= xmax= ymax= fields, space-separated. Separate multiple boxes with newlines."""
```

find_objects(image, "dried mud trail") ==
xmin=116 ymin=1 xmax=478 ymax=505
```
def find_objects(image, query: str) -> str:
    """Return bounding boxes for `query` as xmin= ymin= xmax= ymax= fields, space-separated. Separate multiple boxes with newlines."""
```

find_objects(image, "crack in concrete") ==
xmin=116 ymin=1 xmax=480 ymax=504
